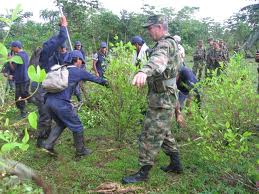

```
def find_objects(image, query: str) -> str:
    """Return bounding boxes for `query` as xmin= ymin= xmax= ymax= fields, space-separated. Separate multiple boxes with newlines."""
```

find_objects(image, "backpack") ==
xmin=255 ymin=50 xmax=259 ymax=63
xmin=42 ymin=64 xmax=74 ymax=93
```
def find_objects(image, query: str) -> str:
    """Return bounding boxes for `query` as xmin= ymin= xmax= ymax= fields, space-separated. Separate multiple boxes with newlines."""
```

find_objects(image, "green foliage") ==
xmin=0 ymin=128 xmax=29 ymax=154
xmin=28 ymin=65 xmax=46 ymax=83
xmin=187 ymin=54 xmax=257 ymax=162
xmin=28 ymin=112 xmax=38 ymax=129
xmin=87 ymin=40 xmax=146 ymax=141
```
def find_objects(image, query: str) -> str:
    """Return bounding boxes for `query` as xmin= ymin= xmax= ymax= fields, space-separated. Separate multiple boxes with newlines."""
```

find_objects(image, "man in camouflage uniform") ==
xmin=219 ymin=39 xmax=230 ymax=63
xmin=206 ymin=40 xmax=225 ymax=77
xmin=205 ymin=37 xmax=214 ymax=77
xmin=192 ymin=40 xmax=206 ymax=80
xmin=122 ymin=15 xmax=183 ymax=184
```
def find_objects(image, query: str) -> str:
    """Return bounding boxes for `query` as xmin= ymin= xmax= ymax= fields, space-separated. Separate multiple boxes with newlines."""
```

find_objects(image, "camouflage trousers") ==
xmin=193 ymin=60 xmax=205 ymax=80
xmin=138 ymin=107 xmax=178 ymax=166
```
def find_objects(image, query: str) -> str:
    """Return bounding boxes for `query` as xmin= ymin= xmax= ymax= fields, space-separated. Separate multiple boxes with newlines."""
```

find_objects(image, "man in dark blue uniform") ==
xmin=92 ymin=42 xmax=107 ymax=78
xmin=33 ymin=16 xmax=68 ymax=146
xmin=38 ymin=50 xmax=107 ymax=157
xmin=10 ymin=41 xmax=31 ymax=118
xmin=74 ymin=40 xmax=86 ymax=60
xmin=176 ymin=66 xmax=200 ymax=109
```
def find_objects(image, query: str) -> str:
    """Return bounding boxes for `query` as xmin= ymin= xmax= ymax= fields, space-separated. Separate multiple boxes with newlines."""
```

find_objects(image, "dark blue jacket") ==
xmin=39 ymin=26 xmax=68 ymax=72
xmin=46 ymin=66 xmax=106 ymax=101
xmin=94 ymin=52 xmax=106 ymax=77
xmin=13 ymin=51 xmax=30 ymax=84
xmin=177 ymin=66 xmax=197 ymax=95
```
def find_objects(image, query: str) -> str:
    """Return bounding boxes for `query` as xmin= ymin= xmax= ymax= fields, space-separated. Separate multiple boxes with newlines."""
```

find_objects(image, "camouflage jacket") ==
xmin=193 ymin=46 xmax=206 ymax=61
xmin=139 ymin=34 xmax=180 ymax=109
xmin=207 ymin=48 xmax=224 ymax=67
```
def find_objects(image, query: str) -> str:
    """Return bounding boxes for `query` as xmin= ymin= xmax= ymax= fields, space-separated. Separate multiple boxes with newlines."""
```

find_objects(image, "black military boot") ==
xmin=73 ymin=131 xmax=92 ymax=157
xmin=160 ymin=152 xmax=183 ymax=173
xmin=122 ymin=165 xmax=152 ymax=184
xmin=38 ymin=127 xmax=64 ymax=155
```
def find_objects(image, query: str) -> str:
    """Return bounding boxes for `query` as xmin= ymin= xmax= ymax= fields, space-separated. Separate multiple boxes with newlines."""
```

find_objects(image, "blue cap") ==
xmin=10 ymin=41 xmax=22 ymax=49
xmin=75 ymin=41 xmax=81 ymax=46
xmin=131 ymin=36 xmax=144 ymax=45
xmin=60 ymin=42 xmax=67 ymax=48
xmin=100 ymin=42 xmax=107 ymax=48
xmin=69 ymin=50 xmax=85 ymax=64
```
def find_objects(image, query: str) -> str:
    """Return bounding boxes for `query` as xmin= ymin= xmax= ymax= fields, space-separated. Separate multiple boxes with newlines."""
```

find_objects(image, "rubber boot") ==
xmin=73 ymin=131 xmax=92 ymax=157
xmin=160 ymin=152 xmax=183 ymax=173
xmin=38 ymin=127 xmax=64 ymax=155
xmin=122 ymin=165 xmax=152 ymax=184
xmin=36 ymin=128 xmax=51 ymax=148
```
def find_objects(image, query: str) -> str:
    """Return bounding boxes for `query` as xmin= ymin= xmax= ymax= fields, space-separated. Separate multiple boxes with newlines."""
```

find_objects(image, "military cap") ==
xmin=10 ymin=41 xmax=22 ymax=48
xmin=75 ymin=41 xmax=81 ymax=46
xmin=100 ymin=42 xmax=107 ymax=48
xmin=66 ymin=50 xmax=85 ymax=64
xmin=142 ymin=15 xmax=168 ymax=28
xmin=207 ymin=37 xmax=213 ymax=41
xmin=131 ymin=36 xmax=144 ymax=45
xmin=60 ymin=42 xmax=67 ymax=48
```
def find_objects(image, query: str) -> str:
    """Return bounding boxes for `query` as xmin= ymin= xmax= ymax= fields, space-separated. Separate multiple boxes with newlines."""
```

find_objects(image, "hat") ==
xmin=131 ymin=36 xmax=144 ymax=45
xmin=68 ymin=50 xmax=85 ymax=64
xmin=173 ymin=35 xmax=181 ymax=43
xmin=100 ymin=42 xmax=107 ymax=48
xmin=60 ymin=42 xmax=67 ymax=48
xmin=10 ymin=41 xmax=22 ymax=49
xmin=142 ymin=15 xmax=168 ymax=28
xmin=75 ymin=41 xmax=81 ymax=46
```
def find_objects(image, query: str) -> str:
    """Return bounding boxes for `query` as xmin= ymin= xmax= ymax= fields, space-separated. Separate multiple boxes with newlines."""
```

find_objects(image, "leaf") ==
xmin=225 ymin=121 xmax=230 ymax=129
xmin=8 ymin=55 xmax=23 ymax=64
xmin=22 ymin=128 xmax=30 ymax=144
xmin=18 ymin=143 xmax=29 ymax=151
xmin=4 ymin=118 xmax=9 ymax=127
xmin=0 ymin=17 xmax=12 ymax=26
xmin=0 ymin=42 xmax=8 ymax=58
xmin=11 ymin=4 xmax=22 ymax=21
xmin=1 ymin=143 xmax=19 ymax=152
xmin=37 ymin=65 xmax=46 ymax=82
xmin=242 ymin=131 xmax=252 ymax=138
xmin=38 ymin=69 xmax=46 ymax=82
xmin=28 ymin=65 xmax=37 ymax=82
xmin=28 ymin=112 xmax=38 ymax=129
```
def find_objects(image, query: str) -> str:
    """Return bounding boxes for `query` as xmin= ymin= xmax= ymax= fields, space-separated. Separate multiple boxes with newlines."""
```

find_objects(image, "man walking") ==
xmin=122 ymin=15 xmax=182 ymax=184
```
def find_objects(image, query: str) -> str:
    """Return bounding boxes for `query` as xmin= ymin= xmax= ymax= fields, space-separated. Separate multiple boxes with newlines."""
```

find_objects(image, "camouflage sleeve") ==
xmin=139 ymin=39 xmax=173 ymax=77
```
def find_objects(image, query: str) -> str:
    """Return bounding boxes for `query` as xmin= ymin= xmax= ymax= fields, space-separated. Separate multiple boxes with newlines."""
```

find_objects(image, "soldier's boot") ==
xmin=73 ymin=131 xmax=92 ymax=157
xmin=38 ymin=127 xmax=64 ymax=155
xmin=121 ymin=165 xmax=152 ymax=184
xmin=160 ymin=152 xmax=183 ymax=173
xmin=36 ymin=128 xmax=51 ymax=148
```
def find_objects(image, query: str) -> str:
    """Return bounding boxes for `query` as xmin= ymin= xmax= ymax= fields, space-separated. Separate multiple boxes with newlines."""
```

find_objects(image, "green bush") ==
xmin=186 ymin=54 xmax=257 ymax=161
xmin=86 ymin=40 xmax=147 ymax=141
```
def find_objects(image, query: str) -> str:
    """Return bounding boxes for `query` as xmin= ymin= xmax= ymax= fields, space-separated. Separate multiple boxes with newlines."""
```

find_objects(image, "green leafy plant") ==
xmin=87 ymin=40 xmax=146 ymax=141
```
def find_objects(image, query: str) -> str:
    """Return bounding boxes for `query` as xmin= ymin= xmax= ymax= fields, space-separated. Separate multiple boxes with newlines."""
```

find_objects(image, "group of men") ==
xmin=192 ymin=38 xmax=230 ymax=80
xmin=2 ymin=14 xmax=211 ymax=185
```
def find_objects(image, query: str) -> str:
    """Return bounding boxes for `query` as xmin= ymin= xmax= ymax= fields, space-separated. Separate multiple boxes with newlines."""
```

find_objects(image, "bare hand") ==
xmin=176 ymin=114 xmax=186 ymax=128
xmin=132 ymin=72 xmax=147 ymax=87
xmin=60 ymin=16 xmax=68 ymax=27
